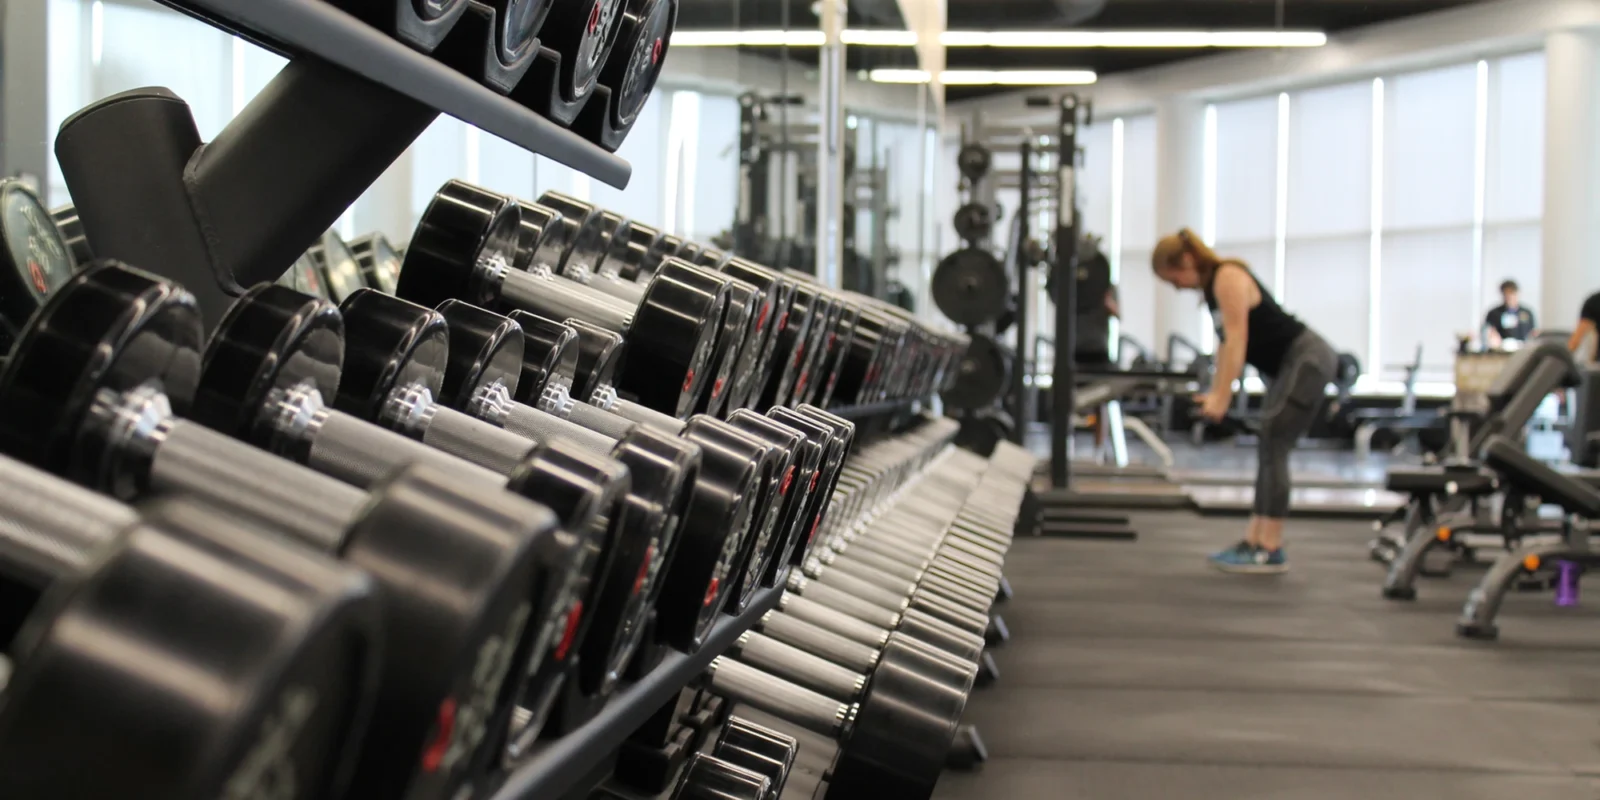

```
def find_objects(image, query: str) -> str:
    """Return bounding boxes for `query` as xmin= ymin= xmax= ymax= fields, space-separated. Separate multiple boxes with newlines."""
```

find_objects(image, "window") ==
xmin=1210 ymin=96 xmax=1280 ymax=295
xmin=1482 ymin=52 xmax=1545 ymax=310
xmin=1117 ymin=115 xmax=1158 ymax=350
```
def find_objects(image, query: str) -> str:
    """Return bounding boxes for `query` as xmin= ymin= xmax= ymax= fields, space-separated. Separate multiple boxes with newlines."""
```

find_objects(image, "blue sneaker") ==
xmin=1209 ymin=541 xmax=1288 ymax=574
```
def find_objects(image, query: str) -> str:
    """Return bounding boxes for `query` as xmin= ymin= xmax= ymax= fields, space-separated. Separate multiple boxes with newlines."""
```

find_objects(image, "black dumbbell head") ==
xmin=617 ymin=258 xmax=728 ymax=418
xmin=507 ymin=310 xmax=582 ymax=402
xmin=566 ymin=317 xmax=625 ymax=401
xmin=0 ymin=262 xmax=202 ymax=482
xmin=334 ymin=289 xmax=450 ymax=420
xmin=307 ymin=229 xmax=368 ymax=302
xmin=348 ymin=232 xmax=404 ymax=294
xmin=511 ymin=200 xmax=564 ymax=272
xmin=435 ymin=299 xmax=526 ymax=408
xmin=395 ymin=179 xmax=521 ymax=310
xmin=572 ymin=0 xmax=675 ymax=151
xmin=495 ymin=0 xmax=556 ymax=66
xmin=195 ymin=284 xmax=344 ymax=446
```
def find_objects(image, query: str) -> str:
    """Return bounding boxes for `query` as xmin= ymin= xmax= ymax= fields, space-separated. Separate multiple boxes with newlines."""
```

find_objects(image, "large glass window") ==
xmin=1211 ymin=95 xmax=1280 ymax=296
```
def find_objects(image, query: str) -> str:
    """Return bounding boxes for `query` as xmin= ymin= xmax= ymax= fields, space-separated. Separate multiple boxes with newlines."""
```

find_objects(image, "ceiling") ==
xmin=675 ymin=0 xmax=1488 ymax=99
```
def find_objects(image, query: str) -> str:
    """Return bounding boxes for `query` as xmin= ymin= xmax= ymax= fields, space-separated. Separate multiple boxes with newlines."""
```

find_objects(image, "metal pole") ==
xmin=1013 ymin=138 xmax=1032 ymax=445
xmin=815 ymin=0 xmax=847 ymax=288
xmin=1050 ymin=95 xmax=1081 ymax=489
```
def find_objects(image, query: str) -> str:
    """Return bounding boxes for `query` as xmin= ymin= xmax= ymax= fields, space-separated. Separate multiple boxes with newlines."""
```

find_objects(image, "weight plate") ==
xmin=620 ymin=259 xmax=728 ymax=418
xmin=942 ymin=334 xmax=1012 ymax=411
xmin=194 ymin=284 xmax=344 ymax=447
xmin=507 ymin=310 xmax=582 ymax=400
xmin=954 ymin=409 xmax=1016 ymax=457
xmin=564 ymin=318 xmax=625 ymax=402
xmin=306 ymin=230 xmax=368 ymax=302
xmin=511 ymin=200 xmax=565 ymax=273
xmin=435 ymin=299 xmax=526 ymax=408
xmin=540 ymin=0 xmax=627 ymax=103
xmin=497 ymin=0 xmax=554 ymax=64
xmin=348 ymin=233 xmax=404 ymax=294
xmin=610 ymin=0 xmax=672 ymax=126
xmin=932 ymin=248 xmax=1008 ymax=327
xmin=0 ymin=263 xmax=201 ymax=486
xmin=333 ymin=289 xmax=450 ymax=422
xmin=952 ymin=203 xmax=993 ymax=243
xmin=399 ymin=180 xmax=522 ymax=311
xmin=956 ymin=143 xmax=991 ymax=182
xmin=0 ymin=181 xmax=75 ymax=354
xmin=48 ymin=203 xmax=92 ymax=266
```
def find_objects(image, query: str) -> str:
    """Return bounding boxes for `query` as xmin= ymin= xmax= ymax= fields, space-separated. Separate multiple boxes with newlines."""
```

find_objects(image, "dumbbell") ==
xmin=572 ymin=0 xmax=676 ymax=151
xmin=511 ymin=0 xmax=627 ymax=124
xmin=396 ymin=180 xmax=729 ymax=418
xmin=328 ymin=0 xmax=471 ymax=52
xmin=197 ymin=282 xmax=676 ymax=743
xmin=757 ymin=279 xmax=821 ymax=410
xmin=0 ymin=262 xmax=567 ymax=799
xmin=711 ymin=718 xmax=799 ymax=800
xmin=306 ymin=228 xmax=368 ymax=302
xmin=348 ymin=231 xmax=404 ymax=293
xmin=0 ymin=455 xmax=381 ymax=800
xmin=670 ymin=753 xmax=771 ymax=800
xmin=47 ymin=200 xmax=93 ymax=266
xmin=429 ymin=0 xmax=549 ymax=93
xmin=797 ymin=289 xmax=863 ymax=409
xmin=704 ymin=631 xmax=972 ymax=800
xmin=0 ymin=180 xmax=76 ymax=354
xmin=521 ymin=192 xmax=771 ymax=418
xmin=279 ymin=251 xmax=331 ymax=299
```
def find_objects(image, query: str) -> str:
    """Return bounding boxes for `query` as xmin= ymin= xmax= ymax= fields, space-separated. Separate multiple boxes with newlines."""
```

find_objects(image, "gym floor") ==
xmin=933 ymin=510 xmax=1600 ymax=799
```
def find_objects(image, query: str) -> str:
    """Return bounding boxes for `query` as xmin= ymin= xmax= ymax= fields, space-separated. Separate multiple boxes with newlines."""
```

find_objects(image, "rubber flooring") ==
xmin=931 ymin=511 xmax=1600 ymax=800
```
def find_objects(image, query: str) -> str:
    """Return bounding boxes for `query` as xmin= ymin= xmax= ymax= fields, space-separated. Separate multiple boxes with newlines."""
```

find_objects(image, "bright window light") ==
xmin=840 ymin=29 xmax=918 ymax=46
xmin=868 ymin=69 xmax=933 ymax=84
xmin=90 ymin=0 xmax=104 ymax=67
xmin=669 ymin=30 xmax=826 ymax=47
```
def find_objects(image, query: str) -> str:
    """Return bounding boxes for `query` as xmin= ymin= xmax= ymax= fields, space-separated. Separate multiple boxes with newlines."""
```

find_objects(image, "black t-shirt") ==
xmin=1484 ymin=304 xmax=1535 ymax=341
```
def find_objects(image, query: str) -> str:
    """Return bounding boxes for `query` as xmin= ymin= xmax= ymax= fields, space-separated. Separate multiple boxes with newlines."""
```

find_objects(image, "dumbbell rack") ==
xmin=60 ymin=0 xmax=627 ymax=332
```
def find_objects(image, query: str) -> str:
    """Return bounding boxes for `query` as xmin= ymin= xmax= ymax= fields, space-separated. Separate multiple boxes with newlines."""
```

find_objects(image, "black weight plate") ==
xmin=620 ymin=259 xmax=728 ymax=418
xmin=952 ymin=203 xmax=992 ymax=243
xmin=565 ymin=318 xmax=624 ymax=402
xmin=830 ymin=309 xmax=885 ymax=407
xmin=932 ymin=248 xmax=1008 ymax=327
xmin=655 ymin=417 xmax=761 ymax=651
xmin=572 ymin=0 xmax=675 ymax=151
xmin=956 ymin=143 xmax=991 ymax=182
xmin=398 ymin=179 xmax=522 ymax=310
xmin=0 ymin=182 xmax=74 ymax=356
xmin=0 ymin=263 xmax=201 ymax=483
xmin=942 ymin=334 xmax=1011 ymax=411
xmin=306 ymin=229 xmax=369 ymax=302
xmin=511 ymin=200 xmax=565 ymax=273
xmin=816 ymin=302 xmax=861 ymax=409
xmin=507 ymin=310 xmax=582 ymax=401
xmin=541 ymin=0 xmax=627 ymax=103
xmin=602 ymin=222 xmax=661 ymax=281
xmin=675 ymin=753 xmax=770 ymax=800
xmin=640 ymin=232 xmax=683 ymax=279
xmin=758 ymin=283 xmax=819 ymax=409
xmin=333 ymin=289 xmax=450 ymax=421
xmin=725 ymin=410 xmax=803 ymax=595
xmin=496 ymin=0 xmax=555 ymax=65
xmin=720 ymin=260 xmax=792 ymax=409
xmin=194 ymin=284 xmax=344 ymax=448
xmin=348 ymin=232 xmax=404 ymax=294
xmin=754 ymin=409 xmax=825 ymax=581
xmin=435 ymin=299 xmax=526 ymax=407
xmin=0 ymin=511 xmax=382 ymax=800
xmin=954 ymin=409 xmax=1015 ymax=457
xmin=716 ymin=279 xmax=772 ymax=415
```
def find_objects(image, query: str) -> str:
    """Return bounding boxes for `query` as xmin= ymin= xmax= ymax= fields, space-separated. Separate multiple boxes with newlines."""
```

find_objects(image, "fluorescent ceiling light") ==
xmin=668 ymin=30 xmax=826 ymax=46
xmin=670 ymin=29 xmax=1325 ymax=49
xmin=868 ymin=69 xmax=1098 ymax=86
xmin=940 ymin=30 xmax=1327 ymax=47
xmin=840 ymin=29 xmax=919 ymax=46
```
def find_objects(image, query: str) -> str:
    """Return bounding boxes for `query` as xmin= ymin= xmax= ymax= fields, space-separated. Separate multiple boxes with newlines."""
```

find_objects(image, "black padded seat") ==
xmin=1483 ymin=436 xmax=1600 ymax=517
xmin=1384 ymin=466 xmax=1498 ymax=496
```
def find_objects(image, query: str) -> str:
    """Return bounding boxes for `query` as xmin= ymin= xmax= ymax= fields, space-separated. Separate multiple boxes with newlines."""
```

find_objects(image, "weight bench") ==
xmin=1373 ymin=341 xmax=1581 ymax=565
xmin=1456 ymin=437 xmax=1600 ymax=639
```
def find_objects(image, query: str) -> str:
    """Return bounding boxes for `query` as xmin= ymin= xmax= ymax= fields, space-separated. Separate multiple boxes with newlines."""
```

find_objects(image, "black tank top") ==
xmin=1203 ymin=262 xmax=1306 ymax=378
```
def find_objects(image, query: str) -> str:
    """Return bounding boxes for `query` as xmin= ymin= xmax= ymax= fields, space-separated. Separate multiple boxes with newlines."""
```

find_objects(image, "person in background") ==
xmin=1484 ymin=280 xmax=1536 ymax=349
xmin=1152 ymin=229 xmax=1339 ymax=574
xmin=1073 ymin=236 xmax=1120 ymax=457
xmin=1567 ymin=290 xmax=1600 ymax=363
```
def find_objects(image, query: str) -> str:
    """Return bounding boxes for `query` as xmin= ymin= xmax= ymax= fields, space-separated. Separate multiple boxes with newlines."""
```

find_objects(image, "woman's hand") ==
xmin=1194 ymin=391 xmax=1232 ymax=423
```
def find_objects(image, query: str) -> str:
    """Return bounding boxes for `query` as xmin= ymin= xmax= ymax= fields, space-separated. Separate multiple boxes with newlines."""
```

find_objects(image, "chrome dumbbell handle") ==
xmin=731 ymin=631 xmax=867 ymax=699
xmin=706 ymin=656 xmax=856 ymax=738
xmin=757 ymin=611 xmax=881 ymax=673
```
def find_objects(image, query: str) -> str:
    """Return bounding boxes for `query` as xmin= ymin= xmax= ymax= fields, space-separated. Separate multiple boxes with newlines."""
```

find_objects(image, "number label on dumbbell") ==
xmin=220 ymin=685 xmax=318 ymax=800
xmin=423 ymin=601 xmax=532 ymax=776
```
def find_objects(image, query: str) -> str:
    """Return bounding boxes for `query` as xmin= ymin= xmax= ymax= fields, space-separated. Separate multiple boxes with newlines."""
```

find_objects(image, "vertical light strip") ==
xmin=464 ymin=126 xmax=481 ymax=185
xmin=338 ymin=210 xmax=356 ymax=240
xmin=231 ymin=38 xmax=247 ymax=117
xmin=677 ymin=93 xmax=700 ymax=236
xmin=664 ymin=91 xmax=702 ymax=235
xmin=572 ymin=173 xmax=593 ymax=202
xmin=1200 ymin=105 xmax=1218 ymax=352
xmin=1273 ymin=92 xmax=1290 ymax=301
xmin=1471 ymin=59 xmax=1489 ymax=313
xmin=1368 ymin=78 xmax=1386 ymax=375
xmin=91 ymin=0 xmax=104 ymax=67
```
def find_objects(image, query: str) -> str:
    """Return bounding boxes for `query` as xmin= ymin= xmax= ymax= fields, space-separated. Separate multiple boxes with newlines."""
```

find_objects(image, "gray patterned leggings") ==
xmin=1255 ymin=331 xmax=1340 ymax=518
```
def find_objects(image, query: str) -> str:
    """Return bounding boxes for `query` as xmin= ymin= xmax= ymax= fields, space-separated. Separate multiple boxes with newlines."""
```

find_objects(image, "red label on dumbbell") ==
xmin=682 ymin=369 xmax=695 ymax=393
xmin=712 ymin=377 xmax=725 ymax=399
xmin=702 ymin=577 xmax=720 ymax=607
xmin=587 ymin=1 xmax=601 ymax=34
xmin=632 ymin=544 xmax=655 ymax=595
xmin=420 ymin=697 xmax=459 ymax=773
xmin=756 ymin=304 xmax=770 ymax=333
xmin=651 ymin=38 xmax=662 ymax=65
xmin=781 ymin=466 xmax=794 ymax=495
xmin=554 ymin=600 xmax=584 ymax=661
